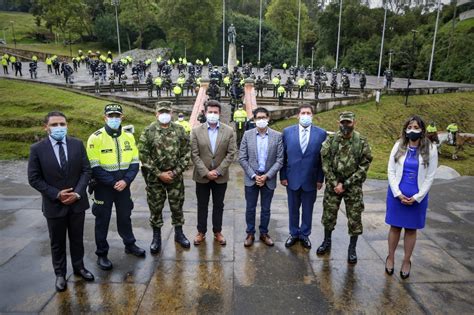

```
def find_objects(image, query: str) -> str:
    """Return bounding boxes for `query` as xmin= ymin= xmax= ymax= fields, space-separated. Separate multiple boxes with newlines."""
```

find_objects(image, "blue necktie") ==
xmin=57 ymin=141 xmax=67 ymax=173
xmin=301 ymin=129 xmax=308 ymax=153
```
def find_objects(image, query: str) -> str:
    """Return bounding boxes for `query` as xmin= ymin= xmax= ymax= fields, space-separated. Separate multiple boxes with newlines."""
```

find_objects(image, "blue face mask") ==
xmin=50 ymin=126 xmax=67 ymax=141
xmin=299 ymin=115 xmax=312 ymax=127
xmin=106 ymin=117 xmax=122 ymax=130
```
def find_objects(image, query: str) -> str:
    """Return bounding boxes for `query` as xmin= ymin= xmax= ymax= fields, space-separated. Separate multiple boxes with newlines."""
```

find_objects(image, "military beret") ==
xmin=155 ymin=101 xmax=172 ymax=112
xmin=339 ymin=111 xmax=355 ymax=122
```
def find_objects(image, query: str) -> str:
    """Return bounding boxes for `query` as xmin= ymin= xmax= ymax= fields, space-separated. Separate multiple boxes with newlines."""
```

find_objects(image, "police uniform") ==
xmin=138 ymin=101 xmax=191 ymax=253
xmin=426 ymin=123 xmax=438 ymax=144
xmin=175 ymin=113 xmax=191 ymax=134
xmin=317 ymin=112 xmax=372 ymax=264
xmin=446 ymin=123 xmax=458 ymax=145
xmin=86 ymin=104 xmax=144 ymax=269
xmin=233 ymin=106 xmax=248 ymax=147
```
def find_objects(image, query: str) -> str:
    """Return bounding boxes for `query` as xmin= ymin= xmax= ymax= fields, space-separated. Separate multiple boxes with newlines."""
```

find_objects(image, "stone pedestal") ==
xmin=227 ymin=43 xmax=237 ymax=74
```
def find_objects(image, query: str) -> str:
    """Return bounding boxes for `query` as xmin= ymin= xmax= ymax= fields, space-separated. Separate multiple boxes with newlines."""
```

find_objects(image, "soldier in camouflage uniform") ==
xmin=138 ymin=101 xmax=191 ymax=254
xmin=316 ymin=111 xmax=373 ymax=264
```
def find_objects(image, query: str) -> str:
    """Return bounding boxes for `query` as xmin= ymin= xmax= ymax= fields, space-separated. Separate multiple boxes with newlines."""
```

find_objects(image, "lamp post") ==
xmin=295 ymin=0 xmax=302 ymax=67
xmin=428 ymin=0 xmax=442 ymax=81
xmin=335 ymin=0 xmax=343 ymax=69
xmin=405 ymin=30 xmax=418 ymax=106
xmin=222 ymin=0 xmax=225 ymax=66
xmin=311 ymin=47 xmax=315 ymax=69
xmin=2 ymin=28 xmax=7 ymax=45
xmin=10 ymin=21 xmax=16 ymax=49
xmin=241 ymin=45 xmax=244 ymax=65
xmin=111 ymin=0 xmax=121 ymax=55
xmin=388 ymin=49 xmax=393 ymax=70
xmin=377 ymin=1 xmax=388 ymax=79
xmin=258 ymin=0 xmax=262 ymax=67
xmin=69 ymin=32 xmax=72 ymax=58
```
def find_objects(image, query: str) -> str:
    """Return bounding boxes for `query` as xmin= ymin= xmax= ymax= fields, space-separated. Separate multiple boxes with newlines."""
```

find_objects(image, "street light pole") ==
xmin=428 ymin=0 xmax=442 ymax=81
xmin=69 ymin=32 xmax=72 ymax=58
xmin=10 ymin=21 xmax=16 ymax=49
xmin=295 ymin=0 xmax=301 ymax=67
xmin=2 ymin=28 xmax=7 ymax=45
xmin=258 ymin=0 xmax=262 ymax=67
xmin=335 ymin=0 xmax=343 ymax=69
xmin=112 ymin=0 xmax=121 ymax=55
xmin=377 ymin=1 xmax=388 ymax=79
xmin=241 ymin=45 xmax=244 ymax=65
xmin=311 ymin=47 xmax=314 ymax=69
xmin=388 ymin=49 xmax=393 ymax=70
xmin=405 ymin=30 xmax=417 ymax=106
xmin=222 ymin=0 xmax=225 ymax=66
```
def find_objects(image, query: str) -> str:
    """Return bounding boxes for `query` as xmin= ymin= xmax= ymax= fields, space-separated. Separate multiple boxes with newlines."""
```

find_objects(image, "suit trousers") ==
xmin=92 ymin=185 xmax=136 ymax=257
xmin=196 ymin=181 xmax=227 ymax=234
xmin=245 ymin=184 xmax=275 ymax=235
xmin=46 ymin=210 xmax=85 ymax=276
xmin=287 ymin=188 xmax=317 ymax=237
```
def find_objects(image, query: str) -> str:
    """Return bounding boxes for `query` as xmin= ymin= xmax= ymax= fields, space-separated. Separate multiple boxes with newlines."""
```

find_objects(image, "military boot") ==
xmin=150 ymin=227 xmax=161 ymax=254
xmin=316 ymin=229 xmax=332 ymax=255
xmin=175 ymin=226 xmax=191 ymax=248
xmin=348 ymin=235 xmax=358 ymax=264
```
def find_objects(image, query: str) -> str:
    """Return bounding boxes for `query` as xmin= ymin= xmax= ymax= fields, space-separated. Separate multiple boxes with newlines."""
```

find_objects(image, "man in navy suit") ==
xmin=28 ymin=111 xmax=94 ymax=292
xmin=280 ymin=104 xmax=326 ymax=249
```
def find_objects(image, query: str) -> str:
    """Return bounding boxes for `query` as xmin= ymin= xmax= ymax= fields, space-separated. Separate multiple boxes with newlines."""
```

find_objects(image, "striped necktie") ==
xmin=301 ymin=128 xmax=308 ymax=153
xmin=57 ymin=141 xmax=67 ymax=173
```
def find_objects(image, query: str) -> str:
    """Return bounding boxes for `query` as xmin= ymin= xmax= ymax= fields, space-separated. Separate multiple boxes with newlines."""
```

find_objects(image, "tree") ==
xmin=119 ymin=0 xmax=159 ymax=49
xmin=265 ymin=0 xmax=310 ymax=42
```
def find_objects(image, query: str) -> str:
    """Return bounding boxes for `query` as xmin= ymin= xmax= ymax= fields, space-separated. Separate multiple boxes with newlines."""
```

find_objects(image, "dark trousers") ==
xmin=196 ymin=181 xmax=227 ymax=234
xmin=245 ymin=184 xmax=275 ymax=235
xmin=92 ymin=185 xmax=136 ymax=257
xmin=46 ymin=210 xmax=85 ymax=276
xmin=2 ymin=65 xmax=7 ymax=74
xmin=287 ymin=187 xmax=317 ymax=237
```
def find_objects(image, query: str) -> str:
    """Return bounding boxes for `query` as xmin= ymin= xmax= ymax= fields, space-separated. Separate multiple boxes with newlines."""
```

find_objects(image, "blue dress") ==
xmin=385 ymin=147 xmax=429 ymax=229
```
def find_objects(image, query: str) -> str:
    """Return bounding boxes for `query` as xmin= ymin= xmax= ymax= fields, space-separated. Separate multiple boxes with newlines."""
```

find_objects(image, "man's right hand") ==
xmin=159 ymin=171 xmax=174 ymax=184
xmin=206 ymin=170 xmax=219 ymax=181
xmin=280 ymin=179 xmax=288 ymax=186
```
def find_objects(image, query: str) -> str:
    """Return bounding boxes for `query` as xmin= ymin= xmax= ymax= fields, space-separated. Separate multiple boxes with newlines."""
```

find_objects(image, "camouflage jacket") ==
xmin=138 ymin=121 xmax=191 ymax=181
xmin=321 ymin=130 xmax=372 ymax=188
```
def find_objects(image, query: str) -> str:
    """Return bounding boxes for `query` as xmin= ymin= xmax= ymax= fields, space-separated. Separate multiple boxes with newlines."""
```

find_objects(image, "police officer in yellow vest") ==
xmin=297 ymin=76 xmax=306 ymax=99
xmin=223 ymin=76 xmax=231 ymax=97
xmin=175 ymin=112 xmax=191 ymax=134
xmin=154 ymin=76 xmax=163 ymax=98
xmin=277 ymin=85 xmax=285 ymax=105
xmin=86 ymin=104 xmax=145 ymax=271
xmin=446 ymin=123 xmax=458 ymax=145
xmin=233 ymin=104 xmax=248 ymax=147
xmin=272 ymin=76 xmax=280 ymax=97
xmin=1 ymin=57 xmax=8 ymax=74
xmin=173 ymin=84 xmax=182 ymax=105
xmin=426 ymin=121 xmax=438 ymax=144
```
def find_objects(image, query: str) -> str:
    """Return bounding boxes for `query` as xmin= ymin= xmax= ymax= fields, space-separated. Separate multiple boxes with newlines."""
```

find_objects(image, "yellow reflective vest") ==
xmin=272 ymin=77 xmax=280 ymax=86
xmin=233 ymin=109 xmax=248 ymax=129
xmin=175 ymin=120 xmax=191 ymax=134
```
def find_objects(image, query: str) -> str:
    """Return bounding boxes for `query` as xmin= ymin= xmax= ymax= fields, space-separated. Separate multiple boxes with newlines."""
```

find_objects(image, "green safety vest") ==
xmin=223 ymin=77 xmax=230 ymax=85
xmin=233 ymin=109 xmax=247 ymax=129
xmin=272 ymin=77 xmax=280 ymax=85
xmin=298 ymin=78 xmax=305 ymax=87
xmin=278 ymin=86 xmax=285 ymax=95
xmin=173 ymin=86 xmax=182 ymax=95
xmin=177 ymin=77 xmax=185 ymax=86
xmin=154 ymin=78 xmax=162 ymax=86
xmin=1 ymin=58 xmax=7 ymax=66
xmin=446 ymin=124 xmax=458 ymax=132
xmin=426 ymin=125 xmax=437 ymax=133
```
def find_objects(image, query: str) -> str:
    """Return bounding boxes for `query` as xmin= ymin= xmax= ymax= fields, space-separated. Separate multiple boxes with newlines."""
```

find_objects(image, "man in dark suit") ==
xmin=280 ymin=104 xmax=327 ymax=249
xmin=28 ymin=111 xmax=94 ymax=292
xmin=191 ymin=100 xmax=237 ymax=246
xmin=239 ymin=107 xmax=284 ymax=247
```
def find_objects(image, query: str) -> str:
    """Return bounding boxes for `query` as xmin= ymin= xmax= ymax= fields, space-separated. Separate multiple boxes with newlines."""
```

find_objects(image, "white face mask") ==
xmin=158 ymin=113 xmax=171 ymax=124
xmin=178 ymin=117 xmax=184 ymax=121
xmin=206 ymin=113 xmax=219 ymax=124
xmin=256 ymin=119 xmax=268 ymax=129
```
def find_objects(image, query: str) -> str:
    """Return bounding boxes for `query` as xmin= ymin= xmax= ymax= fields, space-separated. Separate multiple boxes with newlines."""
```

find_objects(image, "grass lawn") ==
xmin=0 ymin=78 xmax=154 ymax=159
xmin=271 ymin=92 xmax=474 ymax=179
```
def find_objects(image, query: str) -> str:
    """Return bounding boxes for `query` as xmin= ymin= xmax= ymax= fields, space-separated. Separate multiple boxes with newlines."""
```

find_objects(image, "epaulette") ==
xmin=93 ymin=130 xmax=102 ymax=136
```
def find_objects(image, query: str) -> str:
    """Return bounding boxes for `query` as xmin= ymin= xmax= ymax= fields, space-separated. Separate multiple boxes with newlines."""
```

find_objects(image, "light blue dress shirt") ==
xmin=256 ymin=130 xmax=269 ymax=173
xmin=207 ymin=121 xmax=220 ymax=154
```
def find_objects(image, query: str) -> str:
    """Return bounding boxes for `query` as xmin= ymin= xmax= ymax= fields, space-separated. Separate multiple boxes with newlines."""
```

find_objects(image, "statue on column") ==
xmin=228 ymin=24 xmax=236 ymax=44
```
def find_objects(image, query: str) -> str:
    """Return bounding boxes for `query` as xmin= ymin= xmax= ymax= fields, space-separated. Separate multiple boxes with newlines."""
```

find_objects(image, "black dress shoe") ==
xmin=125 ymin=244 xmax=146 ymax=257
xmin=300 ymin=236 xmax=312 ymax=249
xmin=55 ymin=276 xmax=67 ymax=292
xmin=97 ymin=256 xmax=113 ymax=270
xmin=385 ymin=256 xmax=394 ymax=275
xmin=175 ymin=232 xmax=191 ymax=249
xmin=285 ymin=235 xmax=298 ymax=248
xmin=74 ymin=268 xmax=95 ymax=281
xmin=150 ymin=227 xmax=161 ymax=254
xmin=400 ymin=261 xmax=411 ymax=279
xmin=316 ymin=239 xmax=332 ymax=255
xmin=348 ymin=246 xmax=357 ymax=264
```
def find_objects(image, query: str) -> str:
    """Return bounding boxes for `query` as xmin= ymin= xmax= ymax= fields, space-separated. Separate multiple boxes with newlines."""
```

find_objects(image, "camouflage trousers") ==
xmin=322 ymin=184 xmax=365 ymax=236
xmin=146 ymin=177 xmax=185 ymax=228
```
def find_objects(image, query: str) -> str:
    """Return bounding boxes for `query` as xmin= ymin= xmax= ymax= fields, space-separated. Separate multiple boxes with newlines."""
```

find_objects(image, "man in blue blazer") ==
xmin=280 ymin=104 xmax=326 ymax=249
xmin=28 ymin=111 xmax=94 ymax=292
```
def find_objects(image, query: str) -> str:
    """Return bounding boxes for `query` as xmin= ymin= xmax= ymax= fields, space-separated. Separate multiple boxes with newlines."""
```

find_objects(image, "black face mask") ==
xmin=406 ymin=131 xmax=422 ymax=141
xmin=339 ymin=125 xmax=354 ymax=135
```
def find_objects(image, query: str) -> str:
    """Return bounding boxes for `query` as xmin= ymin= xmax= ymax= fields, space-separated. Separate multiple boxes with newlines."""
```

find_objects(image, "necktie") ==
xmin=57 ymin=141 xmax=67 ymax=173
xmin=301 ymin=129 xmax=308 ymax=153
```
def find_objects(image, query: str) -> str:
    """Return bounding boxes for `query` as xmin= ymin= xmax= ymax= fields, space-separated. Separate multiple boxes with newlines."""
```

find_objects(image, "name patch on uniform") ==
xmin=101 ymin=149 xmax=113 ymax=153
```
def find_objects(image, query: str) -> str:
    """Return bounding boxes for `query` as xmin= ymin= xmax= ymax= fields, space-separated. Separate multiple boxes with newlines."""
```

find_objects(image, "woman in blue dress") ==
xmin=385 ymin=116 xmax=438 ymax=279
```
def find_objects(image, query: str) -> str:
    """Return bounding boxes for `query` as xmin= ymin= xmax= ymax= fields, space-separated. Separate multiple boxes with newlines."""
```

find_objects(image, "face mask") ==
xmin=206 ymin=113 xmax=219 ymax=124
xmin=106 ymin=117 xmax=122 ymax=130
xmin=50 ymin=126 xmax=67 ymax=141
xmin=299 ymin=115 xmax=312 ymax=127
xmin=339 ymin=124 xmax=354 ymax=135
xmin=406 ymin=129 xmax=422 ymax=141
xmin=158 ymin=113 xmax=171 ymax=124
xmin=256 ymin=119 xmax=268 ymax=129
xmin=178 ymin=117 xmax=184 ymax=121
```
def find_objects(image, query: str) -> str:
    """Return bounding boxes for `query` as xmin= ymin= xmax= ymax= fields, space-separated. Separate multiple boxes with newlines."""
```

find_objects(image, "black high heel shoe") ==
xmin=400 ymin=261 xmax=411 ymax=279
xmin=385 ymin=256 xmax=394 ymax=275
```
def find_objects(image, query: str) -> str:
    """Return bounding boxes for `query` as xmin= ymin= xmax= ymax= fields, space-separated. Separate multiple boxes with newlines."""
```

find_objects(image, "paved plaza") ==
xmin=0 ymin=160 xmax=473 ymax=314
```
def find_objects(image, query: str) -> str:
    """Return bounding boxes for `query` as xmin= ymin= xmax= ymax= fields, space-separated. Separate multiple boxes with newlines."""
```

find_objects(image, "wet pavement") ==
xmin=0 ymin=160 xmax=473 ymax=314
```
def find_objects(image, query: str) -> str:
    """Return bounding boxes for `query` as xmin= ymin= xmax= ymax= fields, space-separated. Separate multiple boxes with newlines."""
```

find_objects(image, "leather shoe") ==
xmin=244 ymin=234 xmax=255 ymax=247
xmin=150 ymin=227 xmax=161 ymax=254
xmin=300 ymin=236 xmax=312 ymax=249
xmin=175 ymin=231 xmax=191 ymax=248
xmin=285 ymin=235 xmax=298 ymax=248
xmin=260 ymin=234 xmax=274 ymax=246
xmin=55 ymin=276 xmax=67 ymax=292
xmin=194 ymin=232 xmax=206 ymax=246
xmin=97 ymin=256 xmax=113 ymax=270
xmin=74 ymin=268 xmax=95 ymax=281
xmin=214 ymin=232 xmax=227 ymax=246
xmin=125 ymin=244 xmax=146 ymax=257
xmin=316 ymin=239 xmax=332 ymax=255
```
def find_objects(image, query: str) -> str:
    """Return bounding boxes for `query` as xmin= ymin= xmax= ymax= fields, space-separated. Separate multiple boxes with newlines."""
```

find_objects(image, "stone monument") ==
xmin=227 ymin=24 xmax=237 ymax=74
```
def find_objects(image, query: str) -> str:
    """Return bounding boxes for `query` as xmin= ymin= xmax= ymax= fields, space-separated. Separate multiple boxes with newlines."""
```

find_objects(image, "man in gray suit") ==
xmin=239 ymin=107 xmax=284 ymax=247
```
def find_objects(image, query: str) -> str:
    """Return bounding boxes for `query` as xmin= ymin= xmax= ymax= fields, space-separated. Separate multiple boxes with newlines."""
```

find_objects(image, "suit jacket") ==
xmin=191 ymin=122 xmax=237 ymax=184
xmin=238 ymin=127 xmax=284 ymax=190
xmin=28 ymin=136 xmax=91 ymax=219
xmin=280 ymin=124 xmax=327 ymax=191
